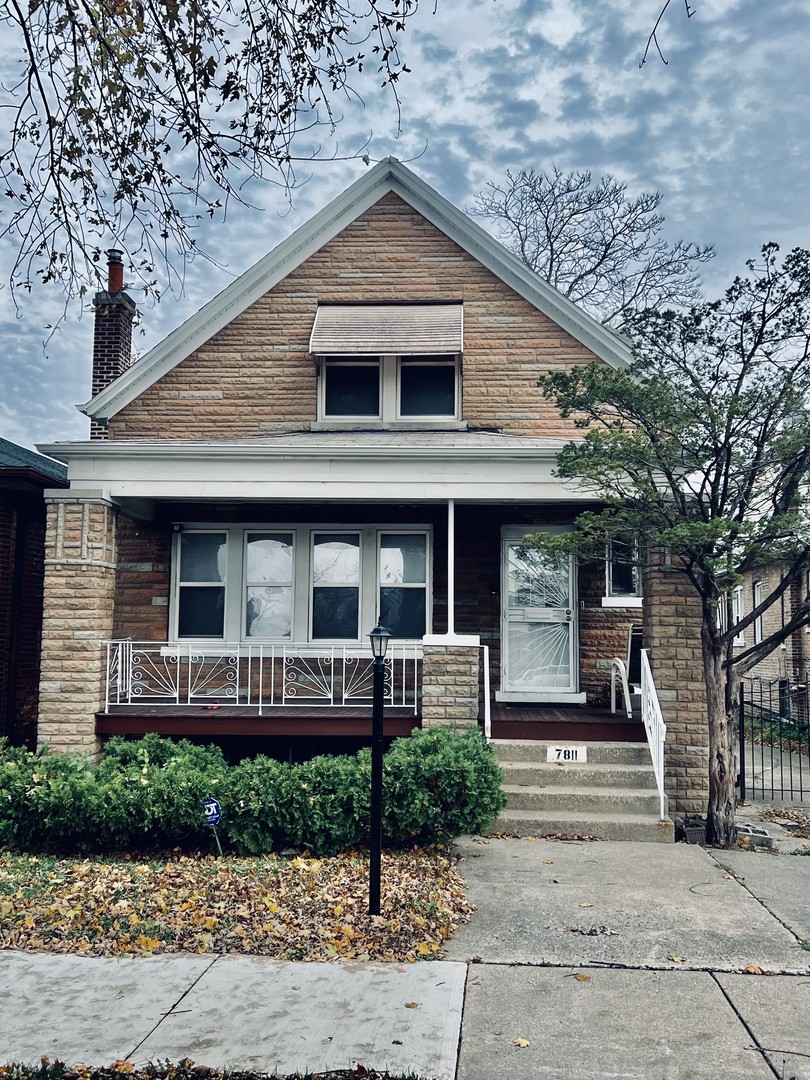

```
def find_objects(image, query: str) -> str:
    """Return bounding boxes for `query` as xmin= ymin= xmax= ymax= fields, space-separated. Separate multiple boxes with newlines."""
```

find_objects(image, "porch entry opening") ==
xmin=500 ymin=537 xmax=579 ymax=700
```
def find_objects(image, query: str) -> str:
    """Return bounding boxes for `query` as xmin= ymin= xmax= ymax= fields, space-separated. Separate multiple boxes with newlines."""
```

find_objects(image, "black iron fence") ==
xmin=739 ymin=678 xmax=810 ymax=803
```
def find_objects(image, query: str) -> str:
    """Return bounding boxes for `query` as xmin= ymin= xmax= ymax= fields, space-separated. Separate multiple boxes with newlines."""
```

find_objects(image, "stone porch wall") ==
xmin=643 ymin=565 xmax=709 ymax=817
xmin=38 ymin=494 xmax=117 ymax=756
xmin=421 ymin=644 xmax=479 ymax=727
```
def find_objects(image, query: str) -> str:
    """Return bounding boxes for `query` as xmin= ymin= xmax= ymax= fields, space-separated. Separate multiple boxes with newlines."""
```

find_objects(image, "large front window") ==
xmin=172 ymin=526 xmax=430 ymax=642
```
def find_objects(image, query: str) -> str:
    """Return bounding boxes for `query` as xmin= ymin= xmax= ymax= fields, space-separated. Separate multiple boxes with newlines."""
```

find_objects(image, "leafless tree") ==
xmin=0 ymin=0 xmax=426 ymax=307
xmin=472 ymin=166 xmax=714 ymax=329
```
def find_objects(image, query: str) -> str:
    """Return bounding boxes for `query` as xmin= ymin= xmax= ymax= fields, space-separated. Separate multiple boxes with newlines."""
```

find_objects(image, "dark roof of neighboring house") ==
xmin=0 ymin=437 xmax=68 ymax=484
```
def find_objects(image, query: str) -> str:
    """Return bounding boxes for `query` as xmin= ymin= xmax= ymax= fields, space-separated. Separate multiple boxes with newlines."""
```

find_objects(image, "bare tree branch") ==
xmin=471 ymin=166 xmax=714 ymax=330
xmin=640 ymin=0 xmax=696 ymax=68
xmin=0 ymin=0 xmax=429 ymax=311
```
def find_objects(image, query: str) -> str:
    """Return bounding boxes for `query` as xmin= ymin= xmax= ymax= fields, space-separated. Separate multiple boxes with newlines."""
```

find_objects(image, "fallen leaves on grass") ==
xmin=0 ymin=849 xmax=472 ymax=962
xmin=0 ymin=1060 xmax=420 ymax=1080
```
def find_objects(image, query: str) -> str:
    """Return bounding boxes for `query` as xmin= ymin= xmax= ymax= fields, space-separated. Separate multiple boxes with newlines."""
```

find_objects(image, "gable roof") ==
xmin=0 ymin=437 xmax=68 ymax=485
xmin=82 ymin=158 xmax=633 ymax=422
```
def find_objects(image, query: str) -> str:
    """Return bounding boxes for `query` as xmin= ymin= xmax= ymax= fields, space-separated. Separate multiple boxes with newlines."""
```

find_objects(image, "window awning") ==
xmin=309 ymin=304 xmax=463 ymax=355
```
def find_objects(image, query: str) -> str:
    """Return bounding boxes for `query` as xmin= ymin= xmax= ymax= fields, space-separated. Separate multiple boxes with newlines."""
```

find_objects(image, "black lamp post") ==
xmin=368 ymin=622 xmax=390 ymax=916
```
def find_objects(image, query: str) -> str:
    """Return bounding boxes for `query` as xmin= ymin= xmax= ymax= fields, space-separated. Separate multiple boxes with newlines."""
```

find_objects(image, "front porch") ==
xmin=95 ymin=637 xmax=645 ymax=743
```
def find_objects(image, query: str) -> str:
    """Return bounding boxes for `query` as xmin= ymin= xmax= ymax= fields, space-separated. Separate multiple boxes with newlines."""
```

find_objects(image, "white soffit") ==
xmin=82 ymin=158 xmax=632 ymax=421
xmin=310 ymin=303 xmax=462 ymax=355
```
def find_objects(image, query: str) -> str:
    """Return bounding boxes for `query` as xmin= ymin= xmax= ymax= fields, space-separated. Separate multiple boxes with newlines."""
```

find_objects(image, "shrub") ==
xmin=94 ymin=735 xmax=229 ymax=850
xmin=0 ymin=728 xmax=505 ymax=855
xmin=282 ymin=750 xmax=372 ymax=856
xmin=382 ymin=727 xmax=506 ymax=843
xmin=0 ymin=742 xmax=100 ymax=853
xmin=223 ymin=755 xmax=292 ymax=855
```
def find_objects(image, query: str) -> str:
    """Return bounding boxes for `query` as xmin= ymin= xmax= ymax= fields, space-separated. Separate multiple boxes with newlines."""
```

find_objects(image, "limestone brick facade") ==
xmin=109 ymin=195 xmax=602 ymax=441
xmin=643 ymin=564 xmax=709 ymax=817
xmin=38 ymin=494 xmax=118 ymax=756
xmin=421 ymin=645 xmax=480 ymax=726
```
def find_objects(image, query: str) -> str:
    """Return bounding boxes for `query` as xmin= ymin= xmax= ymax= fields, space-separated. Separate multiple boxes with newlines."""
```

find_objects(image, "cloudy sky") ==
xmin=2 ymin=0 xmax=809 ymax=450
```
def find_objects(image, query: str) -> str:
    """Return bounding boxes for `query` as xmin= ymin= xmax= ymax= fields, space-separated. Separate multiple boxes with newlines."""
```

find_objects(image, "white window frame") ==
xmin=753 ymin=580 xmax=764 ymax=645
xmin=174 ymin=528 xmax=231 ymax=639
xmin=170 ymin=524 xmax=432 ymax=644
xmin=602 ymin=537 xmax=643 ymax=608
xmin=732 ymin=584 xmax=745 ymax=646
xmin=316 ymin=355 xmax=462 ymax=428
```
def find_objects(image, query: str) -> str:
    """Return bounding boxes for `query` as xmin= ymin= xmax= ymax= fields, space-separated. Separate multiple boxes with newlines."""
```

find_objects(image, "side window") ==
xmin=245 ymin=533 xmax=294 ymax=638
xmin=379 ymin=533 xmax=428 ymax=638
xmin=732 ymin=585 xmax=745 ymax=646
xmin=177 ymin=532 xmax=227 ymax=638
xmin=753 ymin=580 xmax=764 ymax=644
xmin=607 ymin=537 xmax=640 ymax=597
xmin=311 ymin=533 xmax=361 ymax=639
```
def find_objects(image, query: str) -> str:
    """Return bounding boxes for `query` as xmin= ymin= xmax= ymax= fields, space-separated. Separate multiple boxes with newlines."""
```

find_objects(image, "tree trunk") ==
xmin=702 ymin=627 xmax=738 ymax=847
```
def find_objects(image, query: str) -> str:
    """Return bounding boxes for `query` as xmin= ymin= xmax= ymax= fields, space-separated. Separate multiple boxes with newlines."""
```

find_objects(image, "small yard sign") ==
xmin=203 ymin=796 xmax=222 ymax=826
xmin=546 ymin=745 xmax=587 ymax=764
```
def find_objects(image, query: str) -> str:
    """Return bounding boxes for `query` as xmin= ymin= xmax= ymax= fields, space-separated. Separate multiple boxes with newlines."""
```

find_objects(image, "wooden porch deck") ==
xmin=487 ymin=702 xmax=646 ymax=743
xmin=96 ymin=701 xmax=645 ymax=743
xmin=96 ymin=705 xmax=420 ymax=739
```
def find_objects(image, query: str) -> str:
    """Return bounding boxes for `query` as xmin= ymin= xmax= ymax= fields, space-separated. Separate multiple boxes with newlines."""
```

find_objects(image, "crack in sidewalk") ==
xmin=127 ymin=955 xmax=222 ymax=1062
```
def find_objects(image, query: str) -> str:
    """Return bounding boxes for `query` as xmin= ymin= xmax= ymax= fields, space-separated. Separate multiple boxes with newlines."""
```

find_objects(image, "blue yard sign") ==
xmin=203 ymin=796 xmax=222 ymax=826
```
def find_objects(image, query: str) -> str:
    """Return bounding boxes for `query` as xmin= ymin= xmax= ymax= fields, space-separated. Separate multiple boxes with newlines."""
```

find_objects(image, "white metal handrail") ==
xmin=609 ymin=657 xmax=633 ymax=720
xmin=640 ymin=648 xmax=667 ymax=820
xmin=103 ymin=640 xmax=421 ymax=715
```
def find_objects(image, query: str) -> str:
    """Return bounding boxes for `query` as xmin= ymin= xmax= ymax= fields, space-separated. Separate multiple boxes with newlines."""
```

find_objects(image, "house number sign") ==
xmin=546 ymin=745 xmax=587 ymax=764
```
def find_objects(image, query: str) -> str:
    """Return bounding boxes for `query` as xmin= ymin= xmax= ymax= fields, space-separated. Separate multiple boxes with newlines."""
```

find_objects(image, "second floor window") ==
xmin=320 ymin=355 xmax=460 ymax=422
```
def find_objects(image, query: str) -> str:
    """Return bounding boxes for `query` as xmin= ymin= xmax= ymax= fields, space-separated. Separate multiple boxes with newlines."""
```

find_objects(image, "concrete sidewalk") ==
xmin=446 ymin=835 xmax=810 ymax=1080
xmin=0 ymin=832 xmax=808 ymax=1079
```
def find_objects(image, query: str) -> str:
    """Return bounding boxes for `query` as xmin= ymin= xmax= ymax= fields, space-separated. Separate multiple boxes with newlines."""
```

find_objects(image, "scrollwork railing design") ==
xmin=101 ymin=641 xmax=419 ymax=714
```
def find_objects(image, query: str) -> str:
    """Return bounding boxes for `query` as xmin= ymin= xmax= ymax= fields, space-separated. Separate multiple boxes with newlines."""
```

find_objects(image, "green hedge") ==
xmin=0 ymin=728 xmax=505 ymax=856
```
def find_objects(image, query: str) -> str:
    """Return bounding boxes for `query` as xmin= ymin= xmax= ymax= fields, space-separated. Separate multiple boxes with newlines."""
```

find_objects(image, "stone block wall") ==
xmin=108 ymin=194 xmax=604 ymax=441
xmin=643 ymin=564 xmax=709 ymax=816
xmin=421 ymin=644 xmax=480 ymax=726
xmin=38 ymin=494 xmax=118 ymax=756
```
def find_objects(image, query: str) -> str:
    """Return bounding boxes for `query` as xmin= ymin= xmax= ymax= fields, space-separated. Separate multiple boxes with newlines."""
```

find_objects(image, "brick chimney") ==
xmin=90 ymin=249 xmax=136 ymax=440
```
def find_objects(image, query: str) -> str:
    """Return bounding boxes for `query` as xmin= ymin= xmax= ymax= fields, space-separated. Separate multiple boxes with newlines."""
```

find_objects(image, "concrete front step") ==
xmin=499 ymin=760 xmax=657 ymax=789
xmin=494 ymin=808 xmax=675 ymax=843
xmin=502 ymin=783 xmax=662 ymax=816
xmin=492 ymin=738 xmax=650 ymax=765
xmin=492 ymin=738 xmax=673 ymax=843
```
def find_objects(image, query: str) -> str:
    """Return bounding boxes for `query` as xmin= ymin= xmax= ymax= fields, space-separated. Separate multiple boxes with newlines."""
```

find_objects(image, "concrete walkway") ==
xmin=1 ymin=826 xmax=808 ymax=1079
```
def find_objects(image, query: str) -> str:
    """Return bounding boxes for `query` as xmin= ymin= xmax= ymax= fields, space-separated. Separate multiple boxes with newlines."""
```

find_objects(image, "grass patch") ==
xmin=0 ymin=848 xmax=472 ymax=961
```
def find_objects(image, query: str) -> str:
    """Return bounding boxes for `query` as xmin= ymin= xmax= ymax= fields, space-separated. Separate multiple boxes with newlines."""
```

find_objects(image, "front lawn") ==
xmin=0 ymin=848 xmax=472 ymax=961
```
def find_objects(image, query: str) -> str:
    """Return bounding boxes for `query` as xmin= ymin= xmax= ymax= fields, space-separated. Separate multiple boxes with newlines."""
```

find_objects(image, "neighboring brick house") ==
xmin=38 ymin=159 xmax=709 ymax=813
xmin=730 ymin=567 xmax=809 ymax=685
xmin=0 ymin=439 xmax=67 ymax=747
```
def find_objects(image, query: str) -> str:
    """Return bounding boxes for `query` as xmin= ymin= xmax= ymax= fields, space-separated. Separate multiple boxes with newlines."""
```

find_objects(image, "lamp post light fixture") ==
xmin=368 ymin=622 xmax=390 ymax=916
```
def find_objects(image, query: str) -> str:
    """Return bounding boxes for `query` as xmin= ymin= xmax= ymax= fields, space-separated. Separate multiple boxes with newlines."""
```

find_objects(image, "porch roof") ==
xmin=39 ymin=431 xmax=593 ymax=505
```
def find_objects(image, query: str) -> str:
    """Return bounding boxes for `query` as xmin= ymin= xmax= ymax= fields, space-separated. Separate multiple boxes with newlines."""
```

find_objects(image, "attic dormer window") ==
xmin=311 ymin=303 xmax=463 ymax=427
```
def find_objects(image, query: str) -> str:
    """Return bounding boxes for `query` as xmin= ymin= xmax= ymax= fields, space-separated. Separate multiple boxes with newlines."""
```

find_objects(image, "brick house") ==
xmin=38 ymin=159 xmax=710 ymax=816
xmin=0 ymin=439 xmax=67 ymax=747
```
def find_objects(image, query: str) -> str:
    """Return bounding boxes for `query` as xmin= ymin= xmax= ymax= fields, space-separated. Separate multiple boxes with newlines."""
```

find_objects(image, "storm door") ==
xmin=501 ymin=540 xmax=577 ymax=697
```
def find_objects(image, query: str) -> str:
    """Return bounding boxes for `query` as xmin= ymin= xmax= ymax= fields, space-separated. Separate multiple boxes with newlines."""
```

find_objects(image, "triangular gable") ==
xmin=82 ymin=158 xmax=632 ymax=421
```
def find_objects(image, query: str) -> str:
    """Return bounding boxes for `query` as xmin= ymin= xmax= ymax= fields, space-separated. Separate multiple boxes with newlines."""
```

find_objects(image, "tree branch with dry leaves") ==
xmin=0 ymin=0 xmax=426 ymax=309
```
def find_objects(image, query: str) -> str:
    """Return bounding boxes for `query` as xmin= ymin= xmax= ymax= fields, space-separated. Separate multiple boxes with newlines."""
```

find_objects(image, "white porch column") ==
xmin=424 ymin=499 xmax=479 ymax=648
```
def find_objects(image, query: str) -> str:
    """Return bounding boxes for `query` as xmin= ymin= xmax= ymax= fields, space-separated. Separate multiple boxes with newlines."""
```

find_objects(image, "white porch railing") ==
xmin=640 ymin=648 xmax=667 ymax=820
xmin=103 ymin=640 xmax=421 ymax=714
